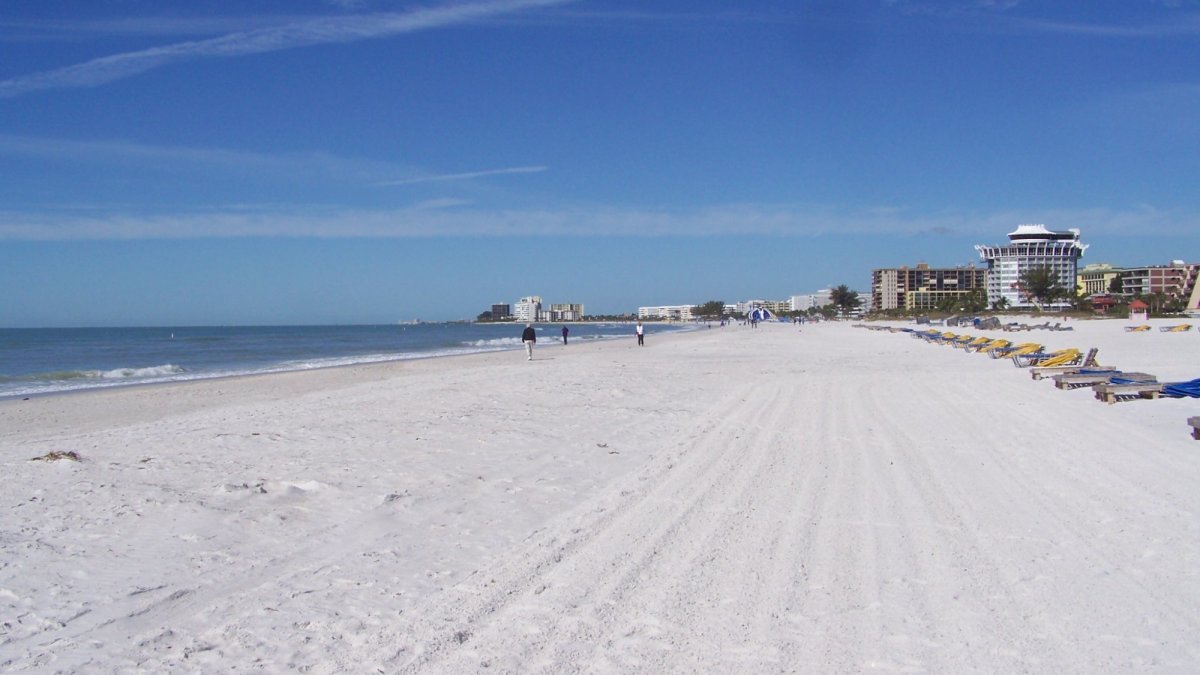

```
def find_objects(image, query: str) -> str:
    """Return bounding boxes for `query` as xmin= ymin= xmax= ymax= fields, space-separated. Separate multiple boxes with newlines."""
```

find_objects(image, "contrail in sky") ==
xmin=0 ymin=0 xmax=575 ymax=98
xmin=377 ymin=166 xmax=548 ymax=186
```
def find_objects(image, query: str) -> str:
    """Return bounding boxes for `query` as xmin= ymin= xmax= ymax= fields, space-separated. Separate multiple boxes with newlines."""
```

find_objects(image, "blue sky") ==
xmin=1 ymin=0 xmax=1197 ymax=326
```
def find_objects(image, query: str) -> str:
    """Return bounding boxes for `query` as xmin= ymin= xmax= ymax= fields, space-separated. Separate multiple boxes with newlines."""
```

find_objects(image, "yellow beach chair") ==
xmin=977 ymin=339 xmax=1011 ymax=355
xmin=961 ymin=336 xmax=992 ymax=351
xmin=1124 ymin=325 xmax=1151 ymax=332
xmin=1160 ymin=324 xmax=1193 ymax=333
xmin=964 ymin=337 xmax=999 ymax=353
xmin=1029 ymin=347 xmax=1101 ymax=379
xmin=1013 ymin=347 xmax=1080 ymax=368
xmin=947 ymin=334 xmax=974 ymax=347
xmin=1032 ymin=348 xmax=1084 ymax=368
xmin=992 ymin=342 xmax=1042 ymax=359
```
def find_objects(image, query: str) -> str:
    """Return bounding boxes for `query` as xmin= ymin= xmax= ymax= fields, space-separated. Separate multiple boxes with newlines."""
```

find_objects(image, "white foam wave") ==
xmin=467 ymin=337 xmax=524 ymax=347
xmin=95 ymin=364 xmax=187 ymax=379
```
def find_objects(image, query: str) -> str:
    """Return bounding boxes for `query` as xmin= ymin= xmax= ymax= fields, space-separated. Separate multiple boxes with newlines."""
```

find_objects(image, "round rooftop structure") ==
xmin=1008 ymin=224 xmax=1082 ymax=243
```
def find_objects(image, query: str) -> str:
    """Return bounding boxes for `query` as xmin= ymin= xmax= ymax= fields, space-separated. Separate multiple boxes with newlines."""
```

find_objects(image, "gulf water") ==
xmin=0 ymin=322 xmax=691 ymax=399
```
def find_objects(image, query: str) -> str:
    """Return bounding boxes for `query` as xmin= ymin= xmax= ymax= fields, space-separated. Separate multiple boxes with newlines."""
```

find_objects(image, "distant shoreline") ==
xmin=0 ymin=323 xmax=698 ymax=402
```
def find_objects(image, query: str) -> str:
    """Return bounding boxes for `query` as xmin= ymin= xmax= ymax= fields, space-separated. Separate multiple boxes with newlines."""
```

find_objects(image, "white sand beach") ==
xmin=3 ymin=318 xmax=1199 ymax=672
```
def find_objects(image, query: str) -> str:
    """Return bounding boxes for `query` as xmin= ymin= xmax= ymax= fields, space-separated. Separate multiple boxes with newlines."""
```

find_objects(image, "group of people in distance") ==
xmin=521 ymin=321 xmax=645 ymax=361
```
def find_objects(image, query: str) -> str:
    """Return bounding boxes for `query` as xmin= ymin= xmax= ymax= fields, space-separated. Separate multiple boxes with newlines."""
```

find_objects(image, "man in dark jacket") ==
xmin=522 ymin=323 xmax=536 ymax=360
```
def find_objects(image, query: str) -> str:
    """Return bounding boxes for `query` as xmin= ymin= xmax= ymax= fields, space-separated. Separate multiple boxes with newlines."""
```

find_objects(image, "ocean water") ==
xmin=0 ymin=322 xmax=690 ymax=399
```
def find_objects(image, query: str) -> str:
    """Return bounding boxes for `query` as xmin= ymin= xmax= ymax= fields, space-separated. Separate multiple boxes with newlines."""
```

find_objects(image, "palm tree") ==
xmin=829 ymin=284 xmax=862 ymax=316
xmin=1018 ymin=266 xmax=1066 ymax=309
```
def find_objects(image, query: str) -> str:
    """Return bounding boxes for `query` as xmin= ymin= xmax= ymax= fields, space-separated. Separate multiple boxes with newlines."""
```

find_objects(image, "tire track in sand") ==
xmin=394 ymin=377 xmax=828 ymax=672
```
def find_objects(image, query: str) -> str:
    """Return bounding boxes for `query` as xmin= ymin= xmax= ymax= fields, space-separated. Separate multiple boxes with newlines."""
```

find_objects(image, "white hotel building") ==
xmin=638 ymin=305 xmax=695 ymax=321
xmin=513 ymin=296 xmax=542 ymax=322
xmin=790 ymin=290 xmax=833 ymax=312
xmin=975 ymin=224 xmax=1088 ymax=310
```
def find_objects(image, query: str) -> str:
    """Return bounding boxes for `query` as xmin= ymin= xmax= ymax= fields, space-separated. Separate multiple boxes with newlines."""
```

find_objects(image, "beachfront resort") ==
xmin=482 ymin=225 xmax=1199 ymax=323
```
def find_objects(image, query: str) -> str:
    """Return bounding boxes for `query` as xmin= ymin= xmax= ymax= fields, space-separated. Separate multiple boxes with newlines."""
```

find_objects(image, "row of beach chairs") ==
xmin=900 ymin=326 xmax=1200 ymax=438
xmin=909 ymin=329 xmax=1084 ymax=366
xmin=1124 ymin=324 xmax=1192 ymax=333
xmin=1002 ymin=321 xmax=1074 ymax=332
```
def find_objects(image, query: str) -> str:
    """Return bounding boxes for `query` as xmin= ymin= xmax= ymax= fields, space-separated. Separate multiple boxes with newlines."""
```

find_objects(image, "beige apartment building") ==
xmin=549 ymin=303 xmax=585 ymax=321
xmin=871 ymin=263 xmax=987 ymax=311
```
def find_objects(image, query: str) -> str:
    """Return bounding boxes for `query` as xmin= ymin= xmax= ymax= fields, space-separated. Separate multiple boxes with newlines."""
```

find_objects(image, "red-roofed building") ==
xmin=1090 ymin=294 xmax=1118 ymax=313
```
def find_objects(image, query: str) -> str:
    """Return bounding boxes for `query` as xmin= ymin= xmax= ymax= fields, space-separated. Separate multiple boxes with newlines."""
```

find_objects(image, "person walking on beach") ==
xmin=636 ymin=321 xmax=645 ymax=346
xmin=561 ymin=325 xmax=569 ymax=345
xmin=522 ymin=323 xmax=537 ymax=360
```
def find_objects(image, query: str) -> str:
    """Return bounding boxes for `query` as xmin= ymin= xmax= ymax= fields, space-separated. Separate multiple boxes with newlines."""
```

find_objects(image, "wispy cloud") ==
xmin=541 ymin=8 xmax=805 ymax=26
xmin=0 ymin=134 xmax=551 ymax=201
xmin=888 ymin=1 xmax=1200 ymax=37
xmin=1013 ymin=15 xmax=1200 ymax=37
xmin=0 ymin=16 xmax=296 ymax=41
xmin=0 ymin=133 xmax=283 ymax=166
xmin=0 ymin=133 xmax=416 ymax=187
xmin=376 ymin=166 xmax=548 ymax=186
xmin=2 ymin=202 xmax=1194 ymax=241
xmin=0 ymin=0 xmax=575 ymax=98
xmin=413 ymin=198 xmax=473 ymax=210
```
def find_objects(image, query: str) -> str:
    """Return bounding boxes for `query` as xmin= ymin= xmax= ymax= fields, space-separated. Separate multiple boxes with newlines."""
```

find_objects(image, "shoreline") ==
xmin=0 ymin=323 xmax=692 ymax=402
xmin=0 ymin=325 xmax=697 ymax=431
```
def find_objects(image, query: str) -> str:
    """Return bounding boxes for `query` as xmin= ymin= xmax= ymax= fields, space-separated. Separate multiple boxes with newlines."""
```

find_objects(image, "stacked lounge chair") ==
xmin=948 ymin=334 xmax=976 ymax=348
xmin=1124 ymin=325 xmax=1151 ymax=332
xmin=1093 ymin=376 xmax=1168 ymax=404
xmin=926 ymin=331 xmax=958 ymax=344
xmin=1012 ymin=347 xmax=1083 ymax=368
xmin=990 ymin=342 xmax=1042 ymax=359
xmin=1029 ymin=348 xmax=1101 ymax=379
xmin=1094 ymin=377 xmax=1200 ymax=404
xmin=958 ymin=336 xmax=992 ymax=350
xmin=975 ymin=339 xmax=1011 ymax=355
xmin=1052 ymin=369 xmax=1154 ymax=390
xmin=1159 ymin=324 xmax=1193 ymax=333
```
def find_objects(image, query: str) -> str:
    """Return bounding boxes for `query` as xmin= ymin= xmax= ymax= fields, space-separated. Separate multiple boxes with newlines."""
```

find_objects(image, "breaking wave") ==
xmin=0 ymin=364 xmax=190 ymax=398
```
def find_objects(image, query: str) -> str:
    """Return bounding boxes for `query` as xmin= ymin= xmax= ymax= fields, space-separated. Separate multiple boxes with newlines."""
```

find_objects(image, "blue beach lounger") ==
xmin=1161 ymin=378 xmax=1200 ymax=398
xmin=1093 ymin=376 xmax=1170 ymax=404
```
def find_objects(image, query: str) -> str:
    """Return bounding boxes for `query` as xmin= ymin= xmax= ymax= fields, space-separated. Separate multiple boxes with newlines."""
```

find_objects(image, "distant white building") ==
xmin=975 ymin=225 xmax=1088 ymax=309
xmin=638 ymin=305 xmax=694 ymax=321
xmin=513 ymin=296 xmax=542 ymax=322
xmin=733 ymin=299 xmax=788 ymax=316
xmin=790 ymin=290 xmax=833 ymax=311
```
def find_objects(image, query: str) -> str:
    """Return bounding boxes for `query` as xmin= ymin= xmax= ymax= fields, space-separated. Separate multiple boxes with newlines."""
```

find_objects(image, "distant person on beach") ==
xmin=636 ymin=321 xmax=645 ymax=346
xmin=522 ymin=323 xmax=536 ymax=360
xmin=561 ymin=325 xmax=569 ymax=344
